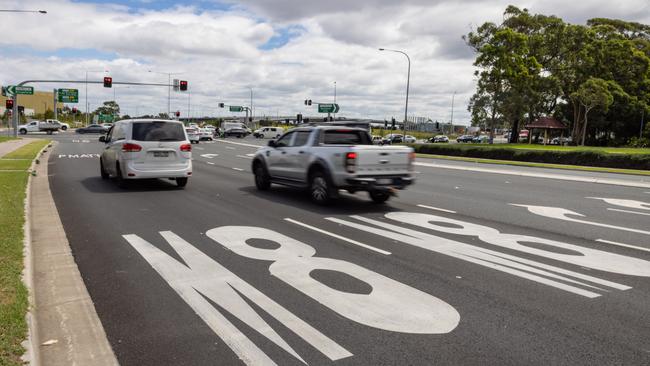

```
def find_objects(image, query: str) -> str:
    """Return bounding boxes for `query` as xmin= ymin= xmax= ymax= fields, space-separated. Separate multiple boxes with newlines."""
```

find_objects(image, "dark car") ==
xmin=456 ymin=135 xmax=475 ymax=143
xmin=76 ymin=124 xmax=108 ymax=134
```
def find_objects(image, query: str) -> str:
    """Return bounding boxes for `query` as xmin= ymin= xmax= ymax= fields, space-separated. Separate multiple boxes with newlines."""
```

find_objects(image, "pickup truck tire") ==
xmin=369 ymin=190 xmax=390 ymax=204
xmin=253 ymin=162 xmax=271 ymax=190
xmin=61 ymin=126 xmax=67 ymax=131
xmin=309 ymin=170 xmax=335 ymax=205
xmin=19 ymin=128 xmax=27 ymax=135
xmin=100 ymin=159 xmax=109 ymax=180
xmin=176 ymin=178 xmax=188 ymax=188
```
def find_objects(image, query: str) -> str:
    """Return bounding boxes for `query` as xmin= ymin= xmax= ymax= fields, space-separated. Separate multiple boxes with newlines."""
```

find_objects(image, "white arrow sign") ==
xmin=200 ymin=154 xmax=219 ymax=159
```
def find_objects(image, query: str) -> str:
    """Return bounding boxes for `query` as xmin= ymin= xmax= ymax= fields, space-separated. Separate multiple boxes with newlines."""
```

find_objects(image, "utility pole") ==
xmin=334 ymin=81 xmax=337 ymax=120
xmin=53 ymin=88 xmax=58 ymax=120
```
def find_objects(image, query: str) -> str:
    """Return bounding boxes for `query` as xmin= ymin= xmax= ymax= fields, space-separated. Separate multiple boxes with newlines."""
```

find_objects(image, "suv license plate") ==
xmin=153 ymin=152 xmax=169 ymax=158
xmin=377 ymin=178 xmax=393 ymax=185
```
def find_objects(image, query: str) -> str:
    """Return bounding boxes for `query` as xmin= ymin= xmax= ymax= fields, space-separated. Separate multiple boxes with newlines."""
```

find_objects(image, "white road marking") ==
xmin=57 ymin=154 xmax=100 ymax=159
xmin=216 ymin=139 xmax=262 ymax=148
xmin=237 ymin=155 xmax=253 ymax=159
xmin=511 ymin=204 xmax=650 ymax=236
xmin=417 ymin=204 xmax=457 ymax=214
xmin=596 ymin=239 xmax=650 ymax=253
xmin=194 ymin=146 xmax=205 ymax=150
xmin=587 ymin=197 xmax=650 ymax=211
xmin=207 ymin=162 xmax=215 ymax=165
xmin=226 ymin=146 xmax=236 ymax=150
xmin=232 ymin=167 xmax=244 ymax=171
xmin=414 ymin=161 xmax=650 ymax=189
xmin=200 ymin=154 xmax=219 ymax=159
xmin=246 ymin=153 xmax=255 ymax=157
xmin=284 ymin=218 xmax=391 ymax=255
xmin=607 ymin=208 xmax=650 ymax=216
xmin=124 ymin=232 xmax=352 ymax=365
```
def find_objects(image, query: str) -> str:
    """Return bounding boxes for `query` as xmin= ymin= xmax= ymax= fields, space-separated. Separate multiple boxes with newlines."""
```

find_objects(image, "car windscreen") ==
xmin=322 ymin=130 xmax=371 ymax=145
xmin=132 ymin=122 xmax=185 ymax=141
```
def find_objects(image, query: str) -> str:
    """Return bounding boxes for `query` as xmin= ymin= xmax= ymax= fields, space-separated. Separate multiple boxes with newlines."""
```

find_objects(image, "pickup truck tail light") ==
xmin=345 ymin=152 xmax=357 ymax=173
xmin=122 ymin=143 xmax=142 ymax=152
xmin=180 ymin=143 xmax=192 ymax=152
xmin=408 ymin=151 xmax=416 ymax=171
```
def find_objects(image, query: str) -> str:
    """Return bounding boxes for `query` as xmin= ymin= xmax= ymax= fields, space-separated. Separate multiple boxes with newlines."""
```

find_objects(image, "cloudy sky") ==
xmin=1 ymin=0 xmax=649 ymax=123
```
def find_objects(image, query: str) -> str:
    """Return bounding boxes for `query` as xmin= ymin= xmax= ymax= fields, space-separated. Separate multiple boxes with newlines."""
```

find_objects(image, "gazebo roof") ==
xmin=525 ymin=117 xmax=567 ymax=129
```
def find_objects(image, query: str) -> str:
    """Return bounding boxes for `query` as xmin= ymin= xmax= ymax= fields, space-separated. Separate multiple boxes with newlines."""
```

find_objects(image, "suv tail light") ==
xmin=122 ymin=143 xmax=142 ymax=152
xmin=345 ymin=152 xmax=357 ymax=173
xmin=180 ymin=143 xmax=192 ymax=152
xmin=408 ymin=151 xmax=416 ymax=171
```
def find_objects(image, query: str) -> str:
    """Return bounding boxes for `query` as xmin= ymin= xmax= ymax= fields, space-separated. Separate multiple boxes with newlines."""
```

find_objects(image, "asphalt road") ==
xmin=40 ymin=132 xmax=650 ymax=365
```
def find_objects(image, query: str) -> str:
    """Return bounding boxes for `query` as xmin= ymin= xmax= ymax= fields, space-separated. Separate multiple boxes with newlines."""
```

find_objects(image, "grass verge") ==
xmin=0 ymin=137 xmax=18 ymax=144
xmin=0 ymin=139 xmax=49 ymax=366
xmin=416 ymin=153 xmax=650 ymax=176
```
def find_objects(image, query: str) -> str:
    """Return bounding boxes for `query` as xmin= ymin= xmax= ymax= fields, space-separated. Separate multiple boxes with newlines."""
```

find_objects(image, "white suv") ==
xmin=99 ymin=119 xmax=192 ymax=188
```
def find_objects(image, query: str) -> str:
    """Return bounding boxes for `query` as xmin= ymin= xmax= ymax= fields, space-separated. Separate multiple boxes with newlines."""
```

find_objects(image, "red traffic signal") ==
xmin=5 ymin=99 xmax=14 ymax=109
xmin=72 ymin=107 xmax=78 ymax=113
xmin=175 ymin=111 xmax=181 ymax=117
xmin=179 ymin=80 xmax=188 ymax=91
xmin=103 ymin=77 xmax=112 ymax=88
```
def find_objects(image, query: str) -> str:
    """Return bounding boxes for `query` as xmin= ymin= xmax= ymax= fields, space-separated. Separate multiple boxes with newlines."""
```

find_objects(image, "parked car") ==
xmin=18 ymin=120 xmax=61 ymax=135
xmin=428 ymin=135 xmax=449 ymax=143
xmin=76 ymin=124 xmax=108 ymax=134
xmin=253 ymin=126 xmax=284 ymax=139
xmin=551 ymin=136 xmax=572 ymax=145
xmin=99 ymin=119 xmax=192 ymax=188
xmin=185 ymin=127 xmax=200 ymax=144
xmin=456 ymin=135 xmax=475 ymax=143
xmin=519 ymin=129 xmax=530 ymax=140
xmin=403 ymin=135 xmax=417 ymax=143
xmin=252 ymin=126 xmax=415 ymax=204
xmin=472 ymin=135 xmax=489 ymax=143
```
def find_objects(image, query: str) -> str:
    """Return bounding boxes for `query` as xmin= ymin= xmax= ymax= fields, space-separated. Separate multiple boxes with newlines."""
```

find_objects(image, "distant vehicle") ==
xmin=185 ymin=127 xmax=200 ymax=144
xmin=429 ymin=135 xmax=449 ymax=143
xmin=101 ymin=123 xmax=113 ymax=129
xmin=382 ymin=134 xmax=404 ymax=145
xmin=45 ymin=119 xmax=68 ymax=131
xmin=198 ymin=128 xmax=213 ymax=141
xmin=18 ymin=120 xmax=61 ymax=135
xmin=403 ymin=135 xmax=417 ymax=143
xmin=99 ymin=119 xmax=192 ymax=188
xmin=472 ymin=135 xmax=489 ymax=143
xmin=76 ymin=124 xmax=108 ymax=134
xmin=253 ymin=127 xmax=284 ymax=139
xmin=223 ymin=122 xmax=248 ymax=138
xmin=371 ymin=135 xmax=383 ymax=145
xmin=252 ymin=126 xmax=415 ymax=204
xmin=456 ymin=135 xmax=474 ymax=143
xmin=519 ymin=129 xmax=530 ymax=139
xmin=551 ymin=136 xmax=572 ymax=145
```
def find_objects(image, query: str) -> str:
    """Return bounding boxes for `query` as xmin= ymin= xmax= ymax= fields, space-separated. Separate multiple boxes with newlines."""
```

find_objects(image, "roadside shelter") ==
xmin=524 ymin=117 xmax=568 ymax=145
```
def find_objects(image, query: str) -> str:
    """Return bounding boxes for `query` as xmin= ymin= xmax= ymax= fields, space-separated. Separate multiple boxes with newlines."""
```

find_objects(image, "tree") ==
xmin=94 ymin=101 xmax=120 ymax=116
xmin=571 ymin=78 xmax=614 ymax=145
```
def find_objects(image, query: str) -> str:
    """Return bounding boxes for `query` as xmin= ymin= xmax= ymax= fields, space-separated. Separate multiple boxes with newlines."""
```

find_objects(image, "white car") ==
xmin=185 ymin=127 xmax=200 ymax=144
xmin=99 ymin=119 xmax=192 ymax=188
xmin=198 ymin=128 xmax=213 ymax=141
xmin=404 ymin=135 xmax=417 ymax=143
xmin=253 ymin=126 xmax=284 ymax=139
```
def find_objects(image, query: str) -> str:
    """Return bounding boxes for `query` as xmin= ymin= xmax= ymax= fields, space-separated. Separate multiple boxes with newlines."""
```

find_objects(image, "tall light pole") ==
xmin=250 ymin=87 xmax=253 ymax=122
xmin=334 ymin=81 xmax=337 ymax=120
xmin=85 ymin=69 xmax=108 ymax=125
xmin=379 ymin=48 xmax=410 ymax=137
xmin=149 ymin=70 xmax=183 ymax=117
xmin=450 ymin=91 xmax=457 ymax=135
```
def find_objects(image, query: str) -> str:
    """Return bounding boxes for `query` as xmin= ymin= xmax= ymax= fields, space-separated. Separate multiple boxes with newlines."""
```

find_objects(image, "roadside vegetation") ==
xmin=0 ymin=139 xmax=49 ymax=366
xmin=0 ymin=137 xmax=17 ymax=144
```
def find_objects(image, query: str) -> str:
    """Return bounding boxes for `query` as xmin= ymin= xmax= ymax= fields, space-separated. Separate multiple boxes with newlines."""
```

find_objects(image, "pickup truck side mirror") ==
xmin=268 ymin=140 xmax=276 ymax=148
xmin=98 ymin=136 xmax=106 ymax=143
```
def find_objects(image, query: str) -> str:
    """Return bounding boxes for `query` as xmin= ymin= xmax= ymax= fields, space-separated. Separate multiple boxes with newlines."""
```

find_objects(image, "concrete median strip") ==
xmin=27 ymin=142 xmax=118 ymax=366
xmin=414 ymin=161 xmax=650 ymax=189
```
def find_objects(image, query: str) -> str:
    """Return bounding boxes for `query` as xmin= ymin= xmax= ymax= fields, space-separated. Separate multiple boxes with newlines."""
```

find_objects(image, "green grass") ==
xmin=0 ymin=137 xmax=18 ymax=143
xmin=0 ymin=139 xmax=48 ymax=366
xmin=416 ymin=153 xmax=650 ymax=176
xmin=448 ymin=143 xmax=650 ymax=155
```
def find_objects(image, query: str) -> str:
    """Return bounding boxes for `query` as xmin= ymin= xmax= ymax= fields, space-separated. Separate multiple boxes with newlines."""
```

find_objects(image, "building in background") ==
xmin=1 ymin=90 xmax=64 ymax=116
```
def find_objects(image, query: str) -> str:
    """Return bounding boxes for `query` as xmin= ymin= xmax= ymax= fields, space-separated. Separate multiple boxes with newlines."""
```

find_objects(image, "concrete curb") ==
xmin=27 ymin=141 xmax=119 ymax=366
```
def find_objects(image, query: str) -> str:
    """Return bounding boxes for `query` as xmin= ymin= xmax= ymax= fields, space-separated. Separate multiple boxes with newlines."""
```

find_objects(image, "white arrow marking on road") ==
xmin=596 ymin=239 xmax=650 ymax=253
xmin=200 ymin=154 xmax=219 ymax=159
xmin=587 ymin=197 xmax=650 ymax=211
xmin=511 ymin=204 xmax=650 ymax=236
xmin=417 ymin=204 xmax=456 ymax=214
xmin=123 ymin=231 xmax=352 ymax=365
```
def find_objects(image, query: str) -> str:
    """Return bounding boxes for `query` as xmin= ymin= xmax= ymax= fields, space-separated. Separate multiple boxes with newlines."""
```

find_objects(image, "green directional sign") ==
xmin=57 ymin=88 xmax=79 ymax=103
xmin=318 ymin=103 xmax=340 ymax=113
xmin=98 ymin=114 xmax=114 ymax=122
xmin=6 ymin=85 xmax=34 ymax=95
xmin=229 ymin=106 xmax=243 ymax=112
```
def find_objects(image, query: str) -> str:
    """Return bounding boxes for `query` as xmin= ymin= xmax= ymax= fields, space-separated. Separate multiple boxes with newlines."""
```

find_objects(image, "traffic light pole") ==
xmin=11 ymin=79 xmax=177 ymax=137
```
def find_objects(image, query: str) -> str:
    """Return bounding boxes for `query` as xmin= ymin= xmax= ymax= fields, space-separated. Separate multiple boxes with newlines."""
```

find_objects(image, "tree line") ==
xmin=465 ymin=5 xmax=650 ymax=146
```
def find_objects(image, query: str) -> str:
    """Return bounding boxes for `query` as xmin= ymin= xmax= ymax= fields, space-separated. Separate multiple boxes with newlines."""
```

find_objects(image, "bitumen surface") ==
xmin=38 ymin=132 xmax=650 ymax=365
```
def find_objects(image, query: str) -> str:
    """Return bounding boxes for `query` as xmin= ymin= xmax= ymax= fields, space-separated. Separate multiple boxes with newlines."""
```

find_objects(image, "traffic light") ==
xmin=297 ymin=113 xmax=303 ymax=122
xmin=304 ymin=99 xmax=312 ymax=106
xmin=391 ymin=118 xmax=396 ymax=130
xmin=72 ymin=107 xmax=78 ymax=114
xmin=218 ymin=103 xmax=225 ymax=108
xmin=179 ymin=80 xmax=188 ymax=91
xmin=5 ymin=99 xmax=14 ymax=110
xmin=103 ymin=77 xmax=112 ymax=88
xmin=248 ymin=117 xmax=252 ymax=122
xmin=435 ymin=122 xmax=440 ymax=130
xmin=175 ymin=111 xmax=180 ymax=117
xmin=384 ymin=120 xmax=388 ymax=129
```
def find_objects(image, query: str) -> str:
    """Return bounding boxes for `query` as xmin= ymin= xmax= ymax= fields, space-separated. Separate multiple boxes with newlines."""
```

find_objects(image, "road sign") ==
xmin=57 ymin=89 xmax=79 ymax=103
xmin=318 ymin=103 xmax=340 ymax=113
xmin=98 ymin=114 xmax=114 ymax=122
xmin=6 ymin=85 xmax=34 ymax=95
xmin=229 ymin=106 xmax=243 ymax=112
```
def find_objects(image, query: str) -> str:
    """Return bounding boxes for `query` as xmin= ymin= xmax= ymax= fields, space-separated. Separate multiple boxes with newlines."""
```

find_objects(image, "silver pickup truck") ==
xmin=251 ymin=126 xmax=415 ymax=204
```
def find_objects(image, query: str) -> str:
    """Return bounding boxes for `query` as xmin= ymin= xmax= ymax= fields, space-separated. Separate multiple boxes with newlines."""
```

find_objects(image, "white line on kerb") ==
xmin=596 ymin=239 xmax=650 ymax=253
xmin=607 ymin=208 xmax=650 ymax=216
xmin=284 ymin=218 xmax=391 ymax=255
xmin=232 ymin=167 xmax=244 ymax=171
xmin=417 ymin=204 xmax=457 ymax=214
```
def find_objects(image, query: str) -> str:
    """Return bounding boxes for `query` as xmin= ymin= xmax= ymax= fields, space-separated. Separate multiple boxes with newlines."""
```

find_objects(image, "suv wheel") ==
xmin=100 ymin=158 xmax=109 ymax=179
xmin=115 ymin=163 xmax=127 ymax=189
xmin=369 ymin=190 xmax=390 ymax=204
xmin=176 ymin=177 xmax=188 ymax=188
xmin=61 ymin=126 xmax=68 ymax=131
xmin=254 ymin=163 xmax=271 ymax=190
xmin=309 ymin=170 xmax=335 ymax=204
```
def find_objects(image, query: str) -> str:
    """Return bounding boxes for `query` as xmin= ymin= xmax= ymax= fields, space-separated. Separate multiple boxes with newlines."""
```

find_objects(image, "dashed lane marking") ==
xmin=237 ymin=155 xmax=253 ymax=159
xmin=207 ymin=162 xmax=215 ymax=165
xmin=607 ymin=208 xmax=650 ymax=216
xmin=232 ymin=167 xmax=244 ymax=171
xmin=417 ymin=204 xmax=457 ymax=214
xmin=596 ymin=239 xmax=650 ymax=253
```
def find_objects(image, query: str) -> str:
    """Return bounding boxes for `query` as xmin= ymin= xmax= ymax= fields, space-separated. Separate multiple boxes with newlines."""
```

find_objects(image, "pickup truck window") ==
xmin=275 ymin=132 xmax=294 ymax=147
xmin=322 ymin=130 xmax=371 ymax=145
xmin=292 ymin=131 xmax=311 ymax=146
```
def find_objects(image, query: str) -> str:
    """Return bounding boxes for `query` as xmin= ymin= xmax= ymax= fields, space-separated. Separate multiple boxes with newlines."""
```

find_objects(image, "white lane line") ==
xmin=417 ymin=204 xmax=457 ymax=214
xmin=195 ymin=147 xmax=205 ymax=150
xmin=226 ymin=147 xmax=236 ymax=150
xmin=207 ymin=162 xmax=215 ymax=165
xmin=232 ymin=167 xmax=245 ymax=171
xmin=596 ymin=239 xmax=650 ymax=253
xmin=607 ymin=208 xmax=650 ymax=216
xmin=215 ymin=139 xmax=263 ymax=148
xmin=414 ymin=161 xmax=650 ymax=189
xmin=285 ymin=218 xmax=392 ymax=255
xmin=237 ymin=155 xmax=253 ymax=159
xmin=246 ymin=153 xmax=255 ymax=157
xmin=200 ymin=154 xmax=219 ymax=159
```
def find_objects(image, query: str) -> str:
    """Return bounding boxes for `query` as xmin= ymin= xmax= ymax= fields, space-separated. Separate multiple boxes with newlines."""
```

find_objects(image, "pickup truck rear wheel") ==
xmin=369 ymin=190 xmax=390 ymax=204
xmin=19 ymin=129 xmax=27 ymax=135
xmin=309 ymin=170 xmax=334 ymax=204
xmin=254 ymin=163 xmax=271 ymax=190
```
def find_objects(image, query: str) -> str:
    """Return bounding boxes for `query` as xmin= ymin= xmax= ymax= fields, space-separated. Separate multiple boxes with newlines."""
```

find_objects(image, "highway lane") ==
xmin=42 ymin=133 xmax=650 ymax=365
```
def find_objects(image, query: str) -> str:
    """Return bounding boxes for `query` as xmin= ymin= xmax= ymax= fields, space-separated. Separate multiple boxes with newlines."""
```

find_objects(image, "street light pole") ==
xmin=250 ymin=87 xmax=253 ymax=122
xmin=148 ymin=70 xmax=183 ymax=117
xmin=450 ymin=91 xmax=456 ymax=135
xmin=85 ymin=69 xmax=108 ymax=125
xmin=334 ymin=81 xmax=337 ymax=120
xmin=379 ymin=48 xmax=410 ymax=137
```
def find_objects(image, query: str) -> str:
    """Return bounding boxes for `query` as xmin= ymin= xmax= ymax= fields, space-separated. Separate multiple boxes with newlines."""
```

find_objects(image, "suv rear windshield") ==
xmin=322 ymin=130 xmax=371 ymax=145
xmin=132 ymin=122 xmax=185 ymax=141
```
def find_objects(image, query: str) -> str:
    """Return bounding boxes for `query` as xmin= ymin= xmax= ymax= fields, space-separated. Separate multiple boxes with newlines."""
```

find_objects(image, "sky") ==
xmin=1 ymin=0 xmax=649 ymax=123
